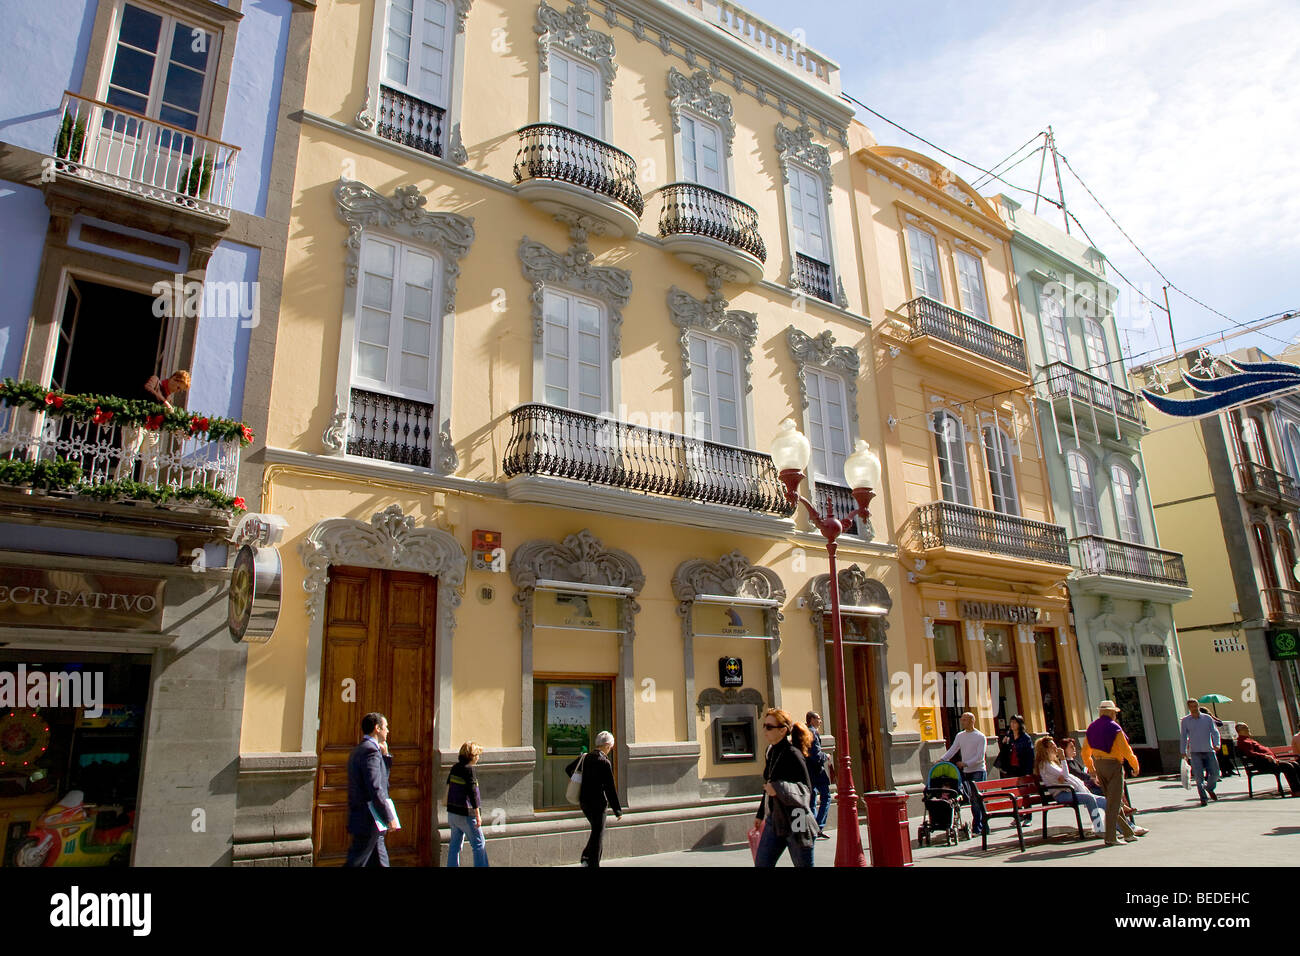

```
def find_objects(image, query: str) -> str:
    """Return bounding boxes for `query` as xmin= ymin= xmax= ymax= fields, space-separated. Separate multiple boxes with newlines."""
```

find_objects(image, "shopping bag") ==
xmin=747 ymin=819 xmax=765 ymax=862
xmin=565 ymin=753 xmax=587 ymax=805
xmin=1180 ymin=758 xmax=1191 ymax=790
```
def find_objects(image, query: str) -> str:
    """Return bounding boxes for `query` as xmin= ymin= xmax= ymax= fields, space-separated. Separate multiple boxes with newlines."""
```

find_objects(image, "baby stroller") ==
xmin=917 ymin=761 xmax=971 ymax=846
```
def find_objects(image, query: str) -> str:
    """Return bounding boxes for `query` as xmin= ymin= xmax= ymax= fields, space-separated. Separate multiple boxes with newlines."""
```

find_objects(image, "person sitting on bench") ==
xmin=1235 ymin=723 xmax=1300 ymax=796
xmin=1034 ymin=737 xmax=1109 ymax=837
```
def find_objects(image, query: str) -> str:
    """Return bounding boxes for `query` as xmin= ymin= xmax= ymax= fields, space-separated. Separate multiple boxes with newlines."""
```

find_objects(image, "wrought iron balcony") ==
xmin=1262 ymin=588 xmax=1300 ymax=623
xmin=1237 ymin=462 xmax=1300 ymax=510
xmin=1043 ymin=362 xmax=1144 ymax=428
xmin=794 ymin=253 xmax=835 ymax=304
xmin=375 ymin=85 xmax=445 ymax=157
xmin=813 ymin=480 xmax=869 ymax=537
xmin=903 ymin=500 xmax=1069 ymax=565
xmin=905 ymin=296 xmax=1028 ymax=375
xmin=513 ymin=123 xmax=643 ymax=234
xmin=1071 ymin=535 xmax=1188 ymax=587
xmin=49 ymin=91 xmax=239 ymax=219
xmin=503 ymin=403 xmax=795 ymax=516
xmin=658 ymin=182 xmax=766 ymax=281
xmin=346 ymin=388 xmax=437 ymax=468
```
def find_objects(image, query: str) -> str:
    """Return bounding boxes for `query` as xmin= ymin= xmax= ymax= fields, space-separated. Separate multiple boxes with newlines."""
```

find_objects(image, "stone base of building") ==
xmin=232 ymin=752 xmax=317 ymax=867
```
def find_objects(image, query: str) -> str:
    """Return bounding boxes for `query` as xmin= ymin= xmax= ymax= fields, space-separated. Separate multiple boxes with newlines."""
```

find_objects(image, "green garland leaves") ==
xmin=0 ymin=378 xmax=254 ymax=446
xmin=0 ymin=457 xmax=246 ymax=512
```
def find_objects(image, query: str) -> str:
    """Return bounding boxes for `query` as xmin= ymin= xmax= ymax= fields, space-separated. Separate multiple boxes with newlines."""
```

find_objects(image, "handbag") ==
xmin=1180 ymin=758 xmax=1191 ymax=790
xmin=748 ymin=818 xmax=765 ymax=862
xmin=565 ymin=753 xmax=587 ymax=805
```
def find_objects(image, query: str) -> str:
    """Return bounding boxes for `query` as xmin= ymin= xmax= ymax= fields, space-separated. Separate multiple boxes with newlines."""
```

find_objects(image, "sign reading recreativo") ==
xmin=0 ymin=566 xmax=166 ymax=632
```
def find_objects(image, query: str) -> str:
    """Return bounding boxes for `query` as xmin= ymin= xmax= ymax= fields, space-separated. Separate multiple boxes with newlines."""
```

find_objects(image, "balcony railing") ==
xmin=1044 ymin=362 xmax=1144 ymax=425
xmin=50 ymin=91 xmax=239 ymax=219
xmin=1263 ymin=588 xmax=1300 ymax=622
xmin=813 ymin=480 xmax=868 ymax=537
xmin=1071 ymin=535 xmax=1188 ymax=587
xmin=903 ymin=500 xmax=1069 ymax=565
xmin=1237 ymin=462 xmax=1300 ymax=509
xmin=513 ymin=123 xmax=644 ymax=217
xmin=0 ymin=403 xmax=240 ymax=499
xmin=658 ymin=182 xmax=766 ymax=262
xmin=905 ymin=296 xmax=1028 ymax=374
xmin=503 ymin=403 xmax=795 ymax=516
xmin=794 ymin=253 xmax=835 ymax=304
xmin=375 ymin=85 xmax=445 ymax=157
xmin=347 ymin=388 xmax=437 ymax=468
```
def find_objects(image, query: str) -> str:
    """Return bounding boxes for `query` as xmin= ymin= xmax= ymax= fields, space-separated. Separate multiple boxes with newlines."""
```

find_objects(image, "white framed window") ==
xmin=383 ymin=0 xmax=453 ymax=109
xmin=680 ymin=112 xmax=726 ymax=191
xmin=547 ymin=48 xmax=601 ymax=138
xmin=1066 ymin=450 xmax=1102 ymax=536
xmin=543 ymin=287 xmax=607 ymax=415
xmin=104 ymin=2 xmax=218 ymax=132
xmin=982 ymin=426 xmax=1019 ymax=516
xmin=907 ymin=226 xmax=942 ymax=300
xmin=1111 ymin=463 xmax=1143 ymax=543
xmin=1280 ymin=419 xmax=1300 ymax=481
xmin=1039 ymin=287 xmax=1071 ymax=364
xmin=806 ymin=368 xmax=849 ymax=480
xmin=1083 ymin=318 xmax=1113 ymax=382
xmin=954 ymin=251 xmax=990 ymax=321
xmin=688 ymin=333 xmax=742 ymax=446
xmin=353 ymin=235 xmax=442 ymax=402
xmin=933 ymin=410 xmax=972 ymax=506
xmin=789 ymin=164 xmax=830 ymax=263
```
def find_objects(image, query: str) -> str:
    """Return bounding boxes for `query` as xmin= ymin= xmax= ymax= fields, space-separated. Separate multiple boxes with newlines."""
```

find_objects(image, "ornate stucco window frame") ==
xmin=775 ymin=123 xmax=848 ymax=308
xmin=298 ymin=504 xmax=467 ymax=755
xmin=327 ymin=180 xmax=475 ymax=474
xmin=358 ymin=0 xmax=474 ymax=165
xmin=665 ymin=66 xmax=738 ymax=191
xmin=534 ymin=0 xmax=617 ymax=135
xmin=668 ymin=285 xmax=757 ymax=449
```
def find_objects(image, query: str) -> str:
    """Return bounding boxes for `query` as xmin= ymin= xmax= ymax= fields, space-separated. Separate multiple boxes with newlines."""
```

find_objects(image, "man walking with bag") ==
xmin=805 ymin=711 xmax=832 ymax=838
xmin=345 ymin=712 xmax=397 ymax=866
xmin=1180 ymin=697 xmax=1221 ymax=806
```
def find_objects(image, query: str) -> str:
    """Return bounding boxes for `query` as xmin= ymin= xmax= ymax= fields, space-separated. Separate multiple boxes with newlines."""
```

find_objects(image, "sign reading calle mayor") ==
xmin=959 ymin=601 xmax=1040 ymax=623
xmin=0 ymin=565 xmax=165 ymax=632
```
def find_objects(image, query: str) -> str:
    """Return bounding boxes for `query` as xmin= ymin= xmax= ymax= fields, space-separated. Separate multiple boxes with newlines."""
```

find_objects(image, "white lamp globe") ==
xmin=843 ymin=439 xmax=881 ymax=491
xmin=770 ymin=419 xmax=811 ymax=473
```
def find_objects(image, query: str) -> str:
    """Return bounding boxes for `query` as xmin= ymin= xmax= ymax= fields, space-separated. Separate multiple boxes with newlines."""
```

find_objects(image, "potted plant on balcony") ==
xmin=177 ymin=154 xmax=214 ymax=207
xmin=54 ymin=111 xmax=87 ymax=170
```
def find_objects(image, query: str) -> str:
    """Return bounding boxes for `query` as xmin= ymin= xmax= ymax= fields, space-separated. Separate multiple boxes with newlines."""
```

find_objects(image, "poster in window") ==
xmin=696 ymin=604 xmax=765 ymax=638
xmin=534 ymin=590 xmax=621 ymax=632
xmin=545 ymin=684 xmax=592 ymax=756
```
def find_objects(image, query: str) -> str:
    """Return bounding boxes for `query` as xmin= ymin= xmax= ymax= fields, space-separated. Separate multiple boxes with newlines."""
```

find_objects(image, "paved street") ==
xmin=564 ymin=772 xmax=1299 ymax=867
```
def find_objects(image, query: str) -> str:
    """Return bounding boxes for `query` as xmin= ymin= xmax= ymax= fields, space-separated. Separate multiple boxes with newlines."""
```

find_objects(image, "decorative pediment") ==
xmin=808 ymin=565 xmax=892 ymax=621
xmin=671 ymin=551 xmax=785 ymax=604
xmin=453 ymin=0 xmax=473 ymax=33
xmin=786 ymin=326 xmax=860 ymax=426
xmin=872 ymin=147 xmax=1001 ymax=220
xmin=509 ymin=529 xmax=645 ymax=595
xmin=519 ymin=235 xmax=632 ymax=355
xmin=335 ymin=180 xmax=475 ymax=309
xmin=666 ymin=67 xmax=735 ymax=156
xmin=536 ymin=0 xmax=616 ymax=101
xmin=667 ymin=286 xmax=757 ymax=393
xmin=696 ymin=686 xmax=765 ymax=718
xmin=775 ymin=123 xmax=833 ymax=192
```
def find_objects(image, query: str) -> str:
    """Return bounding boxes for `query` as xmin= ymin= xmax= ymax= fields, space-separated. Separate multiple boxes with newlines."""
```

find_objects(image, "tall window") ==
xmin=1066 ymin=450 xmax=1102 ymax=536
xmin=982 ymin=426 xmax=1019 ymax=515
xmin=1278 ymin=527 xmax=1300 ymax=590
xmin=1245 ymin=415 xmax=1276 ymax=470
xmin=1254 ymin=523 xmax=1280 ymax=591
xmin=933 ymin=411 xmax=972 ymax=505
xmin=954 ymin=251 xmax=989 ymax=321
xmin=805 ymin=369 xmax=849 ymax=480
xmin=105 ymin=3 xmax=217 ymax=132
xmin=688 ymin=333 xmax=742 ymax=446
xmin=789 ymin=165 xmax=829 ymax=264
xmin=548 ymin=49 xmax=601 ymax=137
xmin=354 ymin=235 xmax=441 ymax=401
xmin=680 ymin=113 xmax=725 ymax=191
xmin=383 ymin=0 xmax=453 ymax=108
xmin=1111 ymin=463 xmax=1143 ymax=543
xmin=907 ymin=226 xmax=942 ymax=300
xmin=1282 ymin=419 xmax=1300 ymax=480
xmin=543 ymin=287 xmax=606 ymax=414
xmin=1039 ymin=288 xmax=1070 ymax=364
xmin=1083 ymin=318 xmax=1113 ymax=382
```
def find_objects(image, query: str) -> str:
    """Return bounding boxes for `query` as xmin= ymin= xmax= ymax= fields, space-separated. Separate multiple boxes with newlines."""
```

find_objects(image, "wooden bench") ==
xmin=971 ymin=775 xmax=1086 ymax=851
xmin=1244 ymin=745 xmax=1297 ymax=798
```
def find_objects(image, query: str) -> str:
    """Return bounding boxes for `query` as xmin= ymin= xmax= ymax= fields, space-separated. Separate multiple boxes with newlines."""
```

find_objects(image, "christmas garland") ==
xmin=0 ymin=379 xmax=255 ymax=446
xmin=0 ymin=457 xmax=246 ymax=512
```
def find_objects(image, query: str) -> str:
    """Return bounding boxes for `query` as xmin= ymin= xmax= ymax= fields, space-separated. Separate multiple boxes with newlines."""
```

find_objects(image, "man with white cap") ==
xmin=1082 ymin=700 xmax=1148 ymax=847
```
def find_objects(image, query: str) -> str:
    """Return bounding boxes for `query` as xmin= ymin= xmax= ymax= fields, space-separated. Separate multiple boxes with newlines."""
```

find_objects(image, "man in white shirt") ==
xmin=938 ymin=712 xmax=988 ymax=835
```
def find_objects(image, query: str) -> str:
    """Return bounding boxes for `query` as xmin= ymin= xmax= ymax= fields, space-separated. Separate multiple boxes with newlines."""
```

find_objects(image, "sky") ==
xmin=737 ymin=0 xmax=1300 ymax=367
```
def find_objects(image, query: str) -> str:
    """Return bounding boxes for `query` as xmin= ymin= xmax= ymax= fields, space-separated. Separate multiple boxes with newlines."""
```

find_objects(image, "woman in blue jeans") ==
xmin=446 ymin=740 xmax=489 ymax=866
xmin=754 ymin=708 xmax=819 ymax=867
xmin=1034 ymin=737 xmax=1108 ymax=835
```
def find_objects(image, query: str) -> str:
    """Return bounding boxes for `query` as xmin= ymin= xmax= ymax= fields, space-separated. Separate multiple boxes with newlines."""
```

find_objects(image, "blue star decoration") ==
xmin=1141 ymin=356 xmax=1300 ymax=418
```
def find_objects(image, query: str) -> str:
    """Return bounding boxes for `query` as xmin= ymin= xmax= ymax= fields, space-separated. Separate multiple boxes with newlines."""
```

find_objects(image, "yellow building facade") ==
xmin=232 ymin=0 xmax=911 ymax=866
xmin=849 ymin=130 xmax=1091 ymax=749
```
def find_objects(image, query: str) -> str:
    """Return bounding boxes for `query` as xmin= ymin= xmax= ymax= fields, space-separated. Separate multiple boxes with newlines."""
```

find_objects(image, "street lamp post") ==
xmin=770 ymin=419 xmax=881 ymax=868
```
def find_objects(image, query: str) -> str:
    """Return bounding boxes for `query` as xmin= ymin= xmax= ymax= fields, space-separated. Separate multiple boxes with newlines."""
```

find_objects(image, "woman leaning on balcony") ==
xmin=115 ymin=370 xmax=191 ymax=483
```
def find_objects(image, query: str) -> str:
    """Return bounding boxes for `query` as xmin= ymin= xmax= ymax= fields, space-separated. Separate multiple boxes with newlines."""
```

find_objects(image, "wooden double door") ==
xmin=314 ymin=566 xmax=437 ymax=866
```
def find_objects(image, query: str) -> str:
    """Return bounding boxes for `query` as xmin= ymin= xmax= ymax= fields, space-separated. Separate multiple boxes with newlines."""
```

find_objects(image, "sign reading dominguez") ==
xmin=959 ymin=601 xmax=1040 ymax=623
xmin=0 ymin=566 xmax=165 ymax=632
xmin=1266 ymin=628 xmax=1299 ymax=662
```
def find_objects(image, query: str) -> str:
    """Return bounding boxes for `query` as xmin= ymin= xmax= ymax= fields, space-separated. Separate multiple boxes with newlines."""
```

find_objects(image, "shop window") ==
xmin=983 ymin=625 xmax=1014 ymax=667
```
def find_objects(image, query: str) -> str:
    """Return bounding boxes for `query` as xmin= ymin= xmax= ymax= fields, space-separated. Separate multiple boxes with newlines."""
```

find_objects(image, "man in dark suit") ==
xmin=345 ymin=712 xmax=396 ymax=867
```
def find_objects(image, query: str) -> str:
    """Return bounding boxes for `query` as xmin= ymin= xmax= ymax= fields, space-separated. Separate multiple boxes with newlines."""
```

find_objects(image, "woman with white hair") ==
xmin=565 ymin=731 xmax=622 ymax=866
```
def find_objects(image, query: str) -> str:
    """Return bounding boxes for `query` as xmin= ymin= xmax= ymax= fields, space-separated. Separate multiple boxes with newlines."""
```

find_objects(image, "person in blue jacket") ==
xmin=805 ymin=711 xmax=832 ymax=837
xmin=996 ymin=715 xmax=1035 ymax=779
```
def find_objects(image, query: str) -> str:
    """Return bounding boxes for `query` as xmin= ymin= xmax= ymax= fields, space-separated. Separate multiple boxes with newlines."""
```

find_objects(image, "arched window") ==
xmin=933 ymin=410 xmax=972 ymax=505
xmin=1254 ymin=523 xmax=1280 ymax=591
xmin=1083 ymin=318 xmax=1113 ymax=382
xmin=1066 ymin=450 xmax=1102 ymax=536
xmin=1278 ymin=526 xmax=1300 ymax=590
xmin=1110 ymin=463 xmax=1143 ymax=544
xmin=1039 ymin=287 xmax=1070 ymax=365
xmin=1245 ymin=415 xmax=1276 ymax=470
xmin=982 ymin=426 xmax=1019 ymax=516
xmin=1282 ymin=420 xmax=1300 ymax=481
